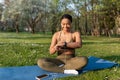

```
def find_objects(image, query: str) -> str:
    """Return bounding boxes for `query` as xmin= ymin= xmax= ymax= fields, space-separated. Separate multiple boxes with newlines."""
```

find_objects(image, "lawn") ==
xmin=0 ymin=32 xmax=120 ymax=80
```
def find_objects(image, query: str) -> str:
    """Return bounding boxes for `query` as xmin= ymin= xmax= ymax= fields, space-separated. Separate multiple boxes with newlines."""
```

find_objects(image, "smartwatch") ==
xmin=64 ymin=42 xmax=67 ymax=48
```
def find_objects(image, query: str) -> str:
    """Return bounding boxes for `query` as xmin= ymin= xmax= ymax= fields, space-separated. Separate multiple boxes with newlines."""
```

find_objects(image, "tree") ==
xmin=99 ymin=0 xmax=120 ymax=36
xmin=1 ymin=0 xmax=45 ymax=33
xmin=20 ymin=0 xmax=45 ymax=33
xmin=1 ymin=0 xmax=23 ymax=33
xmin=89 ymin=0 xmax=100 ymax=36
xmin=1 ymin=0 xmax=120 ymax=36
xmin=0 ymin=3 xmax=4 ymax=31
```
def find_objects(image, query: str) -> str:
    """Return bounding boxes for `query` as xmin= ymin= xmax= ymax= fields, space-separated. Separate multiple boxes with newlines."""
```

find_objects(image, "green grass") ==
xmin=0 ymin=32 xmax=120 ymax=80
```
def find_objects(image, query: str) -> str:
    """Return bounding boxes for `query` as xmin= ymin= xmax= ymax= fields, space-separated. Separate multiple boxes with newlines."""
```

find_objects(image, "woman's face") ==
xmin=61 ymin=18 xmax=71 ymax=32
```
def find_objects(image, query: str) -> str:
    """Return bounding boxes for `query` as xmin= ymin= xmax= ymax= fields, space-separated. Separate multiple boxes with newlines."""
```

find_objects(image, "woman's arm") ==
xmin=49 ymin=32 xmax=58 ymax=55
xmin=66 ymin=31 xmax=82 ymax=49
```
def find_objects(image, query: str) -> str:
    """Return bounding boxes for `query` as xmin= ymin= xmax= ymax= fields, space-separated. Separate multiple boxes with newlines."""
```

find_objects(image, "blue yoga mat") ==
xmin=0 ymin=56 xmax=119 ymax=80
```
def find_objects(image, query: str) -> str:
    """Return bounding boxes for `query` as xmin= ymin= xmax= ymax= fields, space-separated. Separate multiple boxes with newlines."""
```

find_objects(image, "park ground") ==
xmin=0 ymin=32 xmax=120 ymax=80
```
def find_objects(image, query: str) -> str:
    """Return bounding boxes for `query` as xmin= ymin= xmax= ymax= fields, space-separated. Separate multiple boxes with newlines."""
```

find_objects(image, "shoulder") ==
xmin=72 ymin=31 xmax=80 ymax=36
xmin=53 ymin=31 xmax=60 ymax=36
xmin=52 ymin=31 xmax=61 ymax=38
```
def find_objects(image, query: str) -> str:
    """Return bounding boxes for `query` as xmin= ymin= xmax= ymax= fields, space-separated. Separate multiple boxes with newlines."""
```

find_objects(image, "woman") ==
xmin=37 ymin=14 xmax=88 ymax=75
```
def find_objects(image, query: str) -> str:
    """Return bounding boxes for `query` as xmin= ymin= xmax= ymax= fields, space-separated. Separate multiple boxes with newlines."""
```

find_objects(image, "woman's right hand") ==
xmin=54 ymin=45 xmax=61 ymax=51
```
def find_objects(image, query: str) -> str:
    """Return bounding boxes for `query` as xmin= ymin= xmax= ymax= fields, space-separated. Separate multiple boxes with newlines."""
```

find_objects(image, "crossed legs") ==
xmin=37 ymin=56 xmax=88 ymax=73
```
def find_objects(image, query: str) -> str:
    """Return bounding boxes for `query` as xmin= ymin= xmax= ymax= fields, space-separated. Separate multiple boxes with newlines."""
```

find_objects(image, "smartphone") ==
xmin=36 ymin=74 xmax=48 ymax=80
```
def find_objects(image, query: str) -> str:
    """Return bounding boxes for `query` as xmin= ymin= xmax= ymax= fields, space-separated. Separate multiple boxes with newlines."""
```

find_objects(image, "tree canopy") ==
xmin=0 ymin=0 xmax=120 ymax=36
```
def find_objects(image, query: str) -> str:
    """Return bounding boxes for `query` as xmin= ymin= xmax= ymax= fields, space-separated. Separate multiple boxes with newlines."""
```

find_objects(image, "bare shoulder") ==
xmin=71 ymin=31 xmax=81 ymax=42
xmin=53 ymin=31 xmax=60 ymax=36
xmin=52 ymin=31 xmax=61 ymax=39
xmin=72 ymin=31 xmax=80 ymax=36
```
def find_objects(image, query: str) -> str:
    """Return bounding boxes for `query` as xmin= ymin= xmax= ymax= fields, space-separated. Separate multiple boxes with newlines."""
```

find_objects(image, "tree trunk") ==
xmin=31 ymin=27 xmax=35 ymax=34
xmin=27 ymin=20 xmax=36 ymax=34
xmin=15 ymin=22 xmax=19 ymax=33
xmin=103 ymin=18 xmax=111 ymax=37
xmin=85 ymin=16 xmax=88 ymax=35
xmin=30 ymin=23 xmax=35 ymax=34
xmin=84 ymin=0 xmax=88 ymax=35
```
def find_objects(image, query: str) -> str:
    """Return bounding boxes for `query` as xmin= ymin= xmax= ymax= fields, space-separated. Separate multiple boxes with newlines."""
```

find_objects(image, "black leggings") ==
xmin=37 ymin=54 xmax=88 ymax=73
